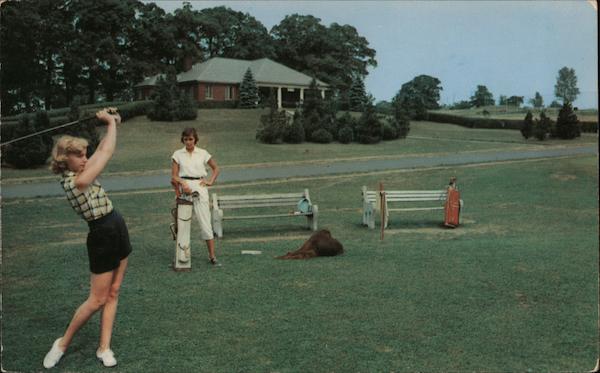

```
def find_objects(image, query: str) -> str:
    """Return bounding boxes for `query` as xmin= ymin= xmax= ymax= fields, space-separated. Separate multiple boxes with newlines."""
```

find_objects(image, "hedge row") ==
xmin=427 ymin=112 xmax=598 ymax=133
xmin=1 ymin=100 xmax=154 ymax=143
xmin=197 ymin=100 xmax=239 ymax=109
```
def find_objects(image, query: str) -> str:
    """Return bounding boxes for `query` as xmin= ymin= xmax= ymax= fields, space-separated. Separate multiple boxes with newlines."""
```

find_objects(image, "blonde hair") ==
xmin=50 ymin=136 xmax=88 ymax=174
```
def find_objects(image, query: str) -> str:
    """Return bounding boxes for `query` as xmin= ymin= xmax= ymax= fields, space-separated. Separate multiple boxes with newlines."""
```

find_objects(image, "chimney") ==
xmin=183 ymin=56 xmax=193 ymax=72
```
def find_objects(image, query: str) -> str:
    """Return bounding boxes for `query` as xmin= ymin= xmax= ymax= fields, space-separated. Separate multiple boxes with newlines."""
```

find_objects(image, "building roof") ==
xmin=135 ymin=57 xmax=329 ymax=88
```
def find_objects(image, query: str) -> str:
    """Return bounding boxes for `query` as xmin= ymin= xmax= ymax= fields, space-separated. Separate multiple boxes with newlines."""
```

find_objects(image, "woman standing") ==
xmin=171 ymin=127 xmax=220 ymax=265
xmin=43 ymin=108 xmax=130 ymax=368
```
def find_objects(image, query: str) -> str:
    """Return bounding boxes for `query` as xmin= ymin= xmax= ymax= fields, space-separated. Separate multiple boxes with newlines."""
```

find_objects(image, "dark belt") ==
xmin=181 ymin=176 xmax=203 ymax=180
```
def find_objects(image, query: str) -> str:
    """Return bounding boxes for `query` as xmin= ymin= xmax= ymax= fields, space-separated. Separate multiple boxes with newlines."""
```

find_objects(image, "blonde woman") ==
xmin=43 ymin=108 xmax=130 ymax=368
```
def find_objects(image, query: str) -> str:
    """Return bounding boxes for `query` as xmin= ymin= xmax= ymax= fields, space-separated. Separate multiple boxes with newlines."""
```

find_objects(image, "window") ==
xmin=205 ymin=85 xmax=213 ymax=100
xmin=225 ymin=86 xmax=234 ymax=100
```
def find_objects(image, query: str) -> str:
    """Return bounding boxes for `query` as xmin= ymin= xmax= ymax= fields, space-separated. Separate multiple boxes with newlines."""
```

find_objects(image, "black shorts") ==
xmin=86 ymin=210 xmax=132 ymax=274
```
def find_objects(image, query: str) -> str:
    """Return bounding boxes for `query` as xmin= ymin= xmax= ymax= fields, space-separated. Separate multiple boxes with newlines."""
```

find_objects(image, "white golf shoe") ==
xmin=43 ymin=338 xmax=64 ymax=369
xmin=96 ymin=348 xmax=117 ymax=367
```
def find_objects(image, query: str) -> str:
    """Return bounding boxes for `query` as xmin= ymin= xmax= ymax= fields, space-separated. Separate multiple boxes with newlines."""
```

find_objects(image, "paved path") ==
xmin=1 ymin=145 xmax=596 ymax=199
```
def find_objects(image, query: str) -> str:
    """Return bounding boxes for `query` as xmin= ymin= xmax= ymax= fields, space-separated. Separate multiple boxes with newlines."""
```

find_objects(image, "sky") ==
xmin=150 ymin=0 xmax=598 ymax=109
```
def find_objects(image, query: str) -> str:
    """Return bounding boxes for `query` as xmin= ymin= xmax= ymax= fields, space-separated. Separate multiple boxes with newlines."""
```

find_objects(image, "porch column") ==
xmin=277 ymin=86 xmax=282 ymax=109
xmin=320 ymin=89 xmax=325 ymax=99
xmin=300 ymin=88 xmax=304 ymax=101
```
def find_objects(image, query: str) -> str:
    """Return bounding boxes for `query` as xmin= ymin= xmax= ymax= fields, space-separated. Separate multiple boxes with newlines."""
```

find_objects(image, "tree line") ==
xmin=449 ymin=67 xmax=581 ymax=110
xmin=0 ymin=0 xmax=377 ymax=116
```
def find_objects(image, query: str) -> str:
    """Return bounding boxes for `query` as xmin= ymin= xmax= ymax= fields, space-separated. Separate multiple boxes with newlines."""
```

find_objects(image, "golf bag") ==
xmin=171 ymin=197 xmax=194 ymax=271
xmin=444 ymin=187 xmax=461 ymax=228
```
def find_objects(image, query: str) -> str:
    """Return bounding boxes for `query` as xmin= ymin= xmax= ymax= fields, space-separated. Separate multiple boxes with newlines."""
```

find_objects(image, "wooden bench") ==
xmin=362 ymin=186 xmax=464 ymax=229
xmin=211 ymin=189 xmax=318 ymax=238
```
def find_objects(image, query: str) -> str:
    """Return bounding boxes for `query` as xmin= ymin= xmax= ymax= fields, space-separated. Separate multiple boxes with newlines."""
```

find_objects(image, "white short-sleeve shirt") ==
xmin=172 ymin=147 xmax=212 ymax=178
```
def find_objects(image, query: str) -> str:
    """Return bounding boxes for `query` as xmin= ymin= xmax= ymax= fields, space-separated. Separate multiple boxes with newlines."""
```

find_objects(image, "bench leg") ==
xmin=366 ymin=203 xmax=375 ymax=229
xmin=212 ymin=209 xmax=223 ymax=238
xmin=307 ymin=204 xmax=318 ymax=231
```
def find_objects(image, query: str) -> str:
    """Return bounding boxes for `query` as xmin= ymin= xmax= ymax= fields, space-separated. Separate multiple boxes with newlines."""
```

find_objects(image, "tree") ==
xmin=554 ymin=66 xmax=580 ymax=103
xmin=470 ymin=85 xmax=495 ymax=107
xmin=239 ymin=68 xmax=259 ymax=108
xmin=301 ymin=78 xmax=327 ymax=140
xmin=148 ymin=69 xmax=197 ymax=121
xmin=498 ymin=95 xmax=508 ymax=106
xmin=356 ymin=99 xmax=382 ymax=144
xmin=533 ymin=111 xmax=552 ymax=141
xmin=348 ymin=75 xmax=367 ymax=112
xmin=282 ymin=110 xmax=305 ymax=143
xmin=521 ymin=111 xmax=533 ymax=139
xmin=256 ymin=90 xmax=286 ymax=143
xmin=271 ymin=14 xmax=377 ymax=94
xmin=506 ymin=96 xmax=524 ymax=107
xmin=554 ymin=101 xmax=580 ymax=139
xmin=529 ymin=91 xmax=544 ymax=108
xmin=393 ymin=75 xmax=442 ymax=120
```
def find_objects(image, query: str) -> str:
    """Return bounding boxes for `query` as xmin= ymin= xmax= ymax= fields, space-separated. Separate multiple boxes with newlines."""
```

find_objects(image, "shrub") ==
xmin=197 ymin=100 xmax=239 ymax=109
xmin=554 ymin=102 xmax=580 ymax=139
xmin=521 ymin=111 xmax=533 ymax=139
xmin=337 ymin=126 xmax=353 ymax=144
xmin=148 ymin=70 xmax=197 ymax=121
xmin=177 ymin=92 xmax=198 ymax=120
xmin=356 ymin=103 xmax=382 ymax=144
xmin=310 ymin=128 xmax=333 ymax=144
xmin=283 ymin=111 xmax=305 ymax=144
xmin=2 ymin=112 xmax=53 ymax=168
xmin=382 ymin=121 xmax=398 ymax=140
xmin=533 ymin=111 xmax=552 ymax=141
xmin=256 ymin=95 xmax=286 ymax=144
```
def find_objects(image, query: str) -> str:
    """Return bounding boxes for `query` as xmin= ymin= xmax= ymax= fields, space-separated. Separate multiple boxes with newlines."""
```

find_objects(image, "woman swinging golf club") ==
xmin=43 ymin=108 xmax=131 ymax=368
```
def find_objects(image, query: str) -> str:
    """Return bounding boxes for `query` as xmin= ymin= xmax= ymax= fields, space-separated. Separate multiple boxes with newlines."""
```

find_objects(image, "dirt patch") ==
xmin=384 ymin=222 xmax=506 ymax=238
xmin=515 ymin=291 xmax=530 ymax=308
xmin=223 ymin=234 xmax=308 ymax=244
xmin=550 ymin=173 xmax=577 ymax=181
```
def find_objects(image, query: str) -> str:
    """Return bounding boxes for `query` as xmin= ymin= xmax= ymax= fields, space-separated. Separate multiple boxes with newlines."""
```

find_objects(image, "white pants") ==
xmin=182 ymin=181 xmax=214 ymax=240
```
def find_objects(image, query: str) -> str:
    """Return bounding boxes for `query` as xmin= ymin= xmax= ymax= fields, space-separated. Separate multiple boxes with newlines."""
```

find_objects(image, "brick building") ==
xmin=134 ymin=57 xmax=329 ymax=109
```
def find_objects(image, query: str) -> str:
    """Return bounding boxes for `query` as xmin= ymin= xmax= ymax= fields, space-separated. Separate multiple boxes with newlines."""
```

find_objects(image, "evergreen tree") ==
xmin=348 ymin=75 xmax=367 ymax=112
xmin=283 ymin=109 xmax=305 ymax=143
xmin=239 ymin=68 xmax=259 ymax=108
xmin=554 ymin=101 xmax=580 ymax=139
xmin=356 ymin=100 xmax=382 ymax=144
xmin=533 ymin=111 xmax=551 ymax=141
xmin=148 ymin=69 xmax=197 ymax=121
xmin=256 ymin=89 xmax=285 ymax=143
xmin=301 ymin=78 xmax=326 ymax=140
xmin=521 ymin=111 xmax=533 ymax=140
xmin=148 ymin=71 xmax=179 ymax=121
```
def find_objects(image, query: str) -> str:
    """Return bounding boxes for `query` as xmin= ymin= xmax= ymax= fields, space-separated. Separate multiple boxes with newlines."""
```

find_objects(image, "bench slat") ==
xmin=218 ymin=198 xmax=300 ymax=205
xmin=387 ymin=207 xmax=445 ymax=212
xmin=218 ymin=202 xmax=302 ymax=209
xmin=223 ymin=212 xmax=312 ymax=220
xmin=217 ymin=193 xmax=304 ymax=201
xmin=386 ymin=197 xmax=446 ymax=202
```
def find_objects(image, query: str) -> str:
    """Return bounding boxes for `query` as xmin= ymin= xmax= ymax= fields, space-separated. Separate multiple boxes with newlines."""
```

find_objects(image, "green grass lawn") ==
xmin=2 ymin=155 xmax=597 ymax=372
xmin=1 ymin=109 xmax=597 ymax=182
xmin=432 ymin=106 xmax=599 ymax=122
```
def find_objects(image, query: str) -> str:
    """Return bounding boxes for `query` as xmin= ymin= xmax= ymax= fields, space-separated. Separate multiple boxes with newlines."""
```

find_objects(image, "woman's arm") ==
xmin=171 ymin=160 xmax=192 ymax=194
xmin=203 ymin=158 xmax=220 ymax=186
xmin=75 ymin=109 xmax=120 ymax=190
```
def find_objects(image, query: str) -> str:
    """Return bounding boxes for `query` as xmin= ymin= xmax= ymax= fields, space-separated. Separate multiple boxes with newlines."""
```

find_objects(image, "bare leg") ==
xmin=58 ymin=270 xmax=114 ymax=351
xmin=206 ymin=239 xmax=216 ymax=259
xmin=98 ymin=258 xmax=128 ymax=352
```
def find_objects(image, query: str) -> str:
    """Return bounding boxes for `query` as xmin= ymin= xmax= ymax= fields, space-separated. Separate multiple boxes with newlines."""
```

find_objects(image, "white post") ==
xmin=320 ymin=89 xmax=325 ymax=99
xmin=300 ymin=88 xmax=304 ymax=101
xmin=277 ymin=87 xmax=282 ymax=109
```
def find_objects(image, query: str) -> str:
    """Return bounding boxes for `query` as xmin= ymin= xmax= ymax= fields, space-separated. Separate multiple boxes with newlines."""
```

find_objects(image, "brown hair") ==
xmin=180 ymin=128 xmax=199 ymax=144
xmin=50 ymin=136 xmax=88 ymax=174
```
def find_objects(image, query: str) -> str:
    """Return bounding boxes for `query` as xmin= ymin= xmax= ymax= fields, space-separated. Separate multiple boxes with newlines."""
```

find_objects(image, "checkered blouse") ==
xmin=60 ymin=171 xmax=113 ymax=221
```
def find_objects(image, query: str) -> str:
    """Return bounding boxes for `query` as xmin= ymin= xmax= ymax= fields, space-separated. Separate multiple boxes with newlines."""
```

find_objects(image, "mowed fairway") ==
xmin=2 ymin=109 xmax=597 ymax=181
xmin=2 ymin=155 xmax=597 ymax=372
